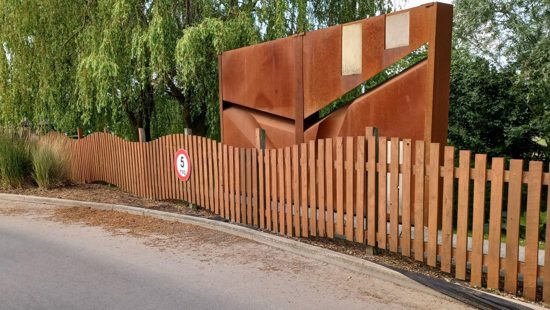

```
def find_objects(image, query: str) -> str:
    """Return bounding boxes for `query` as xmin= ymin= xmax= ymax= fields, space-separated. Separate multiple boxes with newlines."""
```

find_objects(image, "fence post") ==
xmin=138 ymin=128 xmax=146 ymax=143
xmin=77 ymin=127 xmax=84 ymax=139
xmin=365 ymin=126 xmax=379 ymax=254
xmin=255 ymin=128 xmax=266 ymax=150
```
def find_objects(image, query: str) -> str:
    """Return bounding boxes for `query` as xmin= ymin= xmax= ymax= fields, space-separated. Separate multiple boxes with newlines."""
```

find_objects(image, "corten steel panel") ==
xmin=219 ymin=3 xmax=453 ymax=149
xmin=304 ymin=61 xmax=428 ymax=142
xmin=221 ymin=36 xmax=299 ymax=119
xmin=303 ymin=5 xmax=434 ymax=117
xmin=223 ymin=105 xmax=295 ymax=149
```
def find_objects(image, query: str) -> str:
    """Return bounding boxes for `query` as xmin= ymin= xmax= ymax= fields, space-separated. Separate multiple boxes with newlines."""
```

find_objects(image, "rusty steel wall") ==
xmin=219 ymin=2 xmax=453 ymax=149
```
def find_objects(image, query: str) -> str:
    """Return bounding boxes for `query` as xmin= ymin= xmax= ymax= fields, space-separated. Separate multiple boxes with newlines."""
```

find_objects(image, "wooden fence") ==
xmin=45 ymin=130 xmax=550 ymax=302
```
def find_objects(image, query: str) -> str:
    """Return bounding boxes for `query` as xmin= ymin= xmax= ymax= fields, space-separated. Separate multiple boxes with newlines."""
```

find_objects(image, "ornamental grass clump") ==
xmin=32 ymin=137 xmax=69 ymax=189
xmin=0 ymin=133 xmax=32 ymax=189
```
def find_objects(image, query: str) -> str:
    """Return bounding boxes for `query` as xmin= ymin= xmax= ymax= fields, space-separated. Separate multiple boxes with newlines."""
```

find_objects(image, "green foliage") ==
xmin=0 ymin=133 xmax=31 ymax=189
xmin=448 ymin=49 xmax=544 ymax=160
xmin=31 ymin=139 xmax=69 ymax=189
xmin=451 ymin=0 xmax=550 ymax=161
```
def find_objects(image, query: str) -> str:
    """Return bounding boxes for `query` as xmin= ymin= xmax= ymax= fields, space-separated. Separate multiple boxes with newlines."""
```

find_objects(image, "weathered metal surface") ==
xmin=219 ymin=2 xmax=453 ymax=149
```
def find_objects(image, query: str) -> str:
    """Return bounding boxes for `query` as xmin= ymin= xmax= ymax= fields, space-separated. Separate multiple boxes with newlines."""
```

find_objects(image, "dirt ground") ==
xmin=0 ymin=183 xmax=543 ymax=307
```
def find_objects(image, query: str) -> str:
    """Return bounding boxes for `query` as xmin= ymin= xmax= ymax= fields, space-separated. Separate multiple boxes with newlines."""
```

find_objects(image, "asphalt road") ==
xmin=0 ymin=201 xmax=470 ymax=310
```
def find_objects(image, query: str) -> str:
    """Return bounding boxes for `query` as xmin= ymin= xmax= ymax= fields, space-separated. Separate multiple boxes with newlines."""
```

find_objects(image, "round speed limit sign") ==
xmin=174 ymin=149 xmax=191 ymax=182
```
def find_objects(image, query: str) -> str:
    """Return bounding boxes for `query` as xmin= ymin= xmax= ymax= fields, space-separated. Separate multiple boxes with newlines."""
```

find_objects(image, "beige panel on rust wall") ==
xmin=342 ymin=23 xmax=362 ymax=76
xmin=385 ymin=12 xmax=410 ymax=49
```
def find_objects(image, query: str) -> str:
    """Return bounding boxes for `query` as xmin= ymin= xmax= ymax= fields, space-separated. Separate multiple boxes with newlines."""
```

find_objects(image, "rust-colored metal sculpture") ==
xmin=219 ymin=2 xmax=453 ymax=149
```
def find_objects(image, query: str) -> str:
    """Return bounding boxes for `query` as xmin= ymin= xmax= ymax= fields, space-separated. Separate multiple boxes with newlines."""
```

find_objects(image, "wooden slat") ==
xmin=252 ymin=148 xmax=258 ymax=227
xmin=345 ymin=137 xmax=354 ymax=241
xmin=199 ymin=137 xmax=206 ymax=207
xmin=544 ymin=163 xmax=550 ymax=304
xmin=523 ymin=161 xmax=543 ymax=300
xmin=401 ymin=139 xmax=412 ymax=257
xmin=471 ymin=154 xmax=487 ymax=287
xmin=191 ymin=136 xmax=198 ymax=205
xmin=355 ymin=136 xmax=366 ymax=243
xmin=228 ymin=146 xmax=235 ymax=221
xmin=259 ymin=149 xmax=265 ymax=229
xmin=309 ymin=141 xmax=317 ymax=237
xmin=209 ymin=139 xmax=215 ymax=211
xmin=317 ymin=140 xmax=326 ymax=238
xmin=240 ymin=149 xmax=246 ymax=223
xmin=300 ymin=143 xmax=309 ymax=237
xmin=265 ymin=150 xmax=272 ymax=230
xmin=440 ymin=146 xmax=455 ymax=273
xmin=236 ymin=148 xmax=242 ymax=223
xmin=427 ymin=143 xmax=440 ymax=267
xmin=246 ymin=149 xmax=253 ymax=224
xmin=285 ymin=147 xmax=292 ymax=236
xmin=223 ymin=144 xmax=229 ymax=219
xmin=389 ymin=138 xmax=399 ymax=252
xmin=177 ymin=135 xmax=184 ymax=201
xmin=278 ymin=148 xmax=285 ymax=234
xmin=271 ymin=149 xmax=278 ymax=233
xmin=455 ymin=150 xmax=471 ymax=280
xmin=184 ymin=135 xmax=191 ymax=202
xmin=325 ymin=139 xmax=334 ymax=239
xmin=413 ymin=141 xmax=425 ymax=262
xmin=378 ymin=137 xmax=388 ymax=249
xmin=335 ymin=137 xmax=344 ymax=236
xmin=367 ymin=135 xmax=377 ymax=246
xmin=213 ymin=140 xmax=219 ymax=214
xmin=292 ymin=145 xmax=301 ymax=237
xmin=487 ymin=157 xmax=504 ymax=289
xmin=504 ymin=159 xmax=523 ymax=294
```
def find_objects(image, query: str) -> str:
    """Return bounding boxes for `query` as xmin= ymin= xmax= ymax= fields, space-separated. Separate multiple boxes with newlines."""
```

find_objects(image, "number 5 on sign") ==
xmin=174 ymin=149 xmax=191 ymax=182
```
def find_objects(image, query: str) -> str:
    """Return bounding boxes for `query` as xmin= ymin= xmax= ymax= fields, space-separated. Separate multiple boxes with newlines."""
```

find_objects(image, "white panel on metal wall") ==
xmin=342 ymin=23 xmax=362 ymax=76
xmin=385 ymin=12 xmax=410 ymax=49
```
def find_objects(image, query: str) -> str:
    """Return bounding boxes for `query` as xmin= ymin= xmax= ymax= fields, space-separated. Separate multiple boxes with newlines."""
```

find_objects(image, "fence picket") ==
xmin=317 ymin=140 xmax=326 ymax=238
xmin=325 ymin=139 xmax=334 ymax=239
xmin=300 ymin=143 xmax=309 ymax=237
xmin=335 ymin=137 xmax=344 ymax=237
xmin=441 ymin=146 xmax=455 ymax=273
xmin=259 ymin=149 xmax=265 ymax=229
xmin=292 ymin=145 xmax=301 ymax=237
xmin=271 ymin=149 xmax=278 ymax=232
xmin=355 ymin=136 xmax=365 ymax=243
xmin=471 ymin=154 xmax=487 ymax=287
xmin=278 ymin=148 xmax=285 ymax=234
xmin=389 ymin=138 xmax=399 ymax=252
xmin=252 ymin=148 xmax=258 ymax=227
xmin=285 ymin=147 xmax=292 ymax=236
xmin=309 ymin=141 xmax=317 ymax=237
xmin=401 ymin=140 xmax=412 ymax=257
xmin=413 ymin=141 xmax=425 ymax=262
xmin=523 ymin=161 xmax=543 ymax=300
xmin=265 ymin=150 xmax=272 ymax=230
xmin=427 ymin=143 xmax=440 ymax=267
xmin=504 ymin=159 xmax=523 ymax=294
xmin=345 ymin=137 xmax=355 ymax=241
xmin=487 ymin=157 xmax=504 ymax=289
xmin=378 ymin=137 xmax=388 ymax=249
xmin=367 ymin=135 xmax=377 ymax=246
xmin=455 ymin=150 xmax=471 ymax=280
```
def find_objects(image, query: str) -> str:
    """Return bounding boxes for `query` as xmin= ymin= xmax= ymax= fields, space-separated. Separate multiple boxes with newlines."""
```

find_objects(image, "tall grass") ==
xmin=0 ymin=133 xmax=32 ymax=188
xmin=32 ymin=137 xmax=69 ymax=189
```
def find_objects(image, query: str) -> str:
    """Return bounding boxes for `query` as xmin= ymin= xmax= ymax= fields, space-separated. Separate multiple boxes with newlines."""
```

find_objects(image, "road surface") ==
xmin=0 ymin=200 xmax=469 ymax=310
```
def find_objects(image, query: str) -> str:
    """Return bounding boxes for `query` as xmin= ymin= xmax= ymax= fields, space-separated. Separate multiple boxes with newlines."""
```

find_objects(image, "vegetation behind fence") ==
xmin=45 ymin=130 xmax=550 ymax=302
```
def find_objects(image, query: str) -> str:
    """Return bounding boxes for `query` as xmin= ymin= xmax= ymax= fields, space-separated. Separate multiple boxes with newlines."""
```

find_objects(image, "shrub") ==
xmin=32 ymin=137 xmax=69 ymax=189
xmin=0 ymin=133 xmax=32 ymax=188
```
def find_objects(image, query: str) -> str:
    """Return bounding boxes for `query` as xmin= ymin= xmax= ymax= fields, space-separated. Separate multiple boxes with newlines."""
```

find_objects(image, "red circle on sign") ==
xmin=174 ymin=149 xmax=191 ymax=182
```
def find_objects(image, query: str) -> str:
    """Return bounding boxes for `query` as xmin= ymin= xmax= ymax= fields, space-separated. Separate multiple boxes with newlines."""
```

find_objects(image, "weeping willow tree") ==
xmin=0 ymin=0 xmax=394 ymax=140
xmin=0 ymin=0 xmax=86 ymax=132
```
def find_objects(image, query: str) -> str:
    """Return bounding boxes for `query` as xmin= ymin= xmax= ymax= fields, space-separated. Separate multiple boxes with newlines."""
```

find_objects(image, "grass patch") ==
xmin=0 ymin=133 xmax=32 ymax=188
xmin=32 ymin=137 xmax=69 ymax=189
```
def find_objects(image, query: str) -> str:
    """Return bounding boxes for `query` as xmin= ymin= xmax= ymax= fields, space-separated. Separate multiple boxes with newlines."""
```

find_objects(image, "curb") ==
xmin=0 ymin=193 xmax=465 ymax=301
